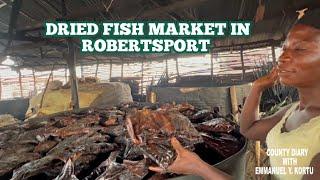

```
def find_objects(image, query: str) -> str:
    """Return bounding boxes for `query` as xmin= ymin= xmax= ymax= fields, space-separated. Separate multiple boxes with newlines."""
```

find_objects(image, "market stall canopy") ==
xmin=0 ymin=0 xmax=319 ymax=69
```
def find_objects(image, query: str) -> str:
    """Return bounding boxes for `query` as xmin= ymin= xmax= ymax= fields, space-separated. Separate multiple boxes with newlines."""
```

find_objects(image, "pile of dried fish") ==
xmin=196 ymin=118 xmax=244 ymax=158
xmin=126 ymin=107 xmax=203 ymax=169
xmin=0 ymin=102 xmax=244 ymax=180
xmin=176 ymin=103 xmax=223 ymax=124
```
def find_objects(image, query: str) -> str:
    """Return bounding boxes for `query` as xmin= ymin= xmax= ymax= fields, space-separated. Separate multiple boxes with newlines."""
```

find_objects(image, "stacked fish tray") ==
xmin=0 ymin=102 xmax=245 ymax=180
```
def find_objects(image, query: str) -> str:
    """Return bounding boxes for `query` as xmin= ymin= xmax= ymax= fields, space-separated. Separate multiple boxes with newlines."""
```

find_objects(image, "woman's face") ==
xmin=278 ymin=24 xmax=320 ymax=88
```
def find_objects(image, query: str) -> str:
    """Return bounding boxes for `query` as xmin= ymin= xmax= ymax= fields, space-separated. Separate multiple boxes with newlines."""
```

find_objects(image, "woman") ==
xmin=149 ymin=10 xmax=320 ymax=180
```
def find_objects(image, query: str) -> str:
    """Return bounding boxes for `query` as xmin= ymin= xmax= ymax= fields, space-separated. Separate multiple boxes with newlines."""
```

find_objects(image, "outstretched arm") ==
xmin=149 ymin=137 xmax=232 ymax=180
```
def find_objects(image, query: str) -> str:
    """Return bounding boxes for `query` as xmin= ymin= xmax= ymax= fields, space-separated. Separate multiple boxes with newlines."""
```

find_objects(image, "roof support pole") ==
xmin=240 ymin=46 xmax=245 ymax=81
xmin=121 ymin=59 xmax=124 ymax=81
xmin=229 ymin=86 xmax=238 ymax=122
xmin=175 ymin=57 xmax=179 ymax=77
xmin=32 ymin=68 xmax=36 ymax=93
xmin=18 ymin=68 xmax=23 ymax=97
xmin=64 ymin=66 xmax=68 ymax=83
xmin=141 ymin=59 xmax=144 ymax=95
xmin=5 ymin=0 xmax=22 ymax=52
xmin=95 ymin=59 xmax=99 ymax=79
xmin=210 ymin=52 xmax=214 ymax=79
xmin=109 ymin=60 xmax=112 ymax=81
xmin=165 ymin=59 xmax=168 ymax=78
xmin=80 ymin=63 xmax=84 ymax=78
xmin=66 ymin=40 xmax=79 ymax=110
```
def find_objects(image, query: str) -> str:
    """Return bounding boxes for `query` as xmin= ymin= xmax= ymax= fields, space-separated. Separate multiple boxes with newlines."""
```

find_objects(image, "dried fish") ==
xmin=190 ymin=110 xmax=212 ymax=123
xmin=201 ymin=134 xmax=241 ymax=158
xmin=54 ymin=158 xmax=79 ymax=180
xmin=196 ymin=118 xmax=235 ymax=133
xmin=100 ymin=116 xmax=119 ymax=127
xmin=126 ymin=108 xmax=202 ymax=169
xmin=94 ymin=151 xmax=148 ymax=180
xmin=195 ymin=118 xmax=243 ymax=158
xmin=85 ymin=151 xmax=120 ymax=180
xmin=11 ymin=155 xmax=56 ymax=180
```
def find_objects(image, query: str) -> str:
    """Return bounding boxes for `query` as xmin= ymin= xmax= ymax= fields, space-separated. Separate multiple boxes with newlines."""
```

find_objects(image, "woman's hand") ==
xmin=149 ymin=137 xmax=205 ymax=175
xmin=239 ymin=66 xmax=286 ymax=141
xmin=253 ymin=67 xmax=279 ymax=91
xmin=149 ymin=138 xmax=232 ymax=180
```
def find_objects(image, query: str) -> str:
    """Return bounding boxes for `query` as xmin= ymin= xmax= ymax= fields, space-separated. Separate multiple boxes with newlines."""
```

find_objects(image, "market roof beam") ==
xmin=0 ymin=32 xmax=47 ymax=42
xmin=17 ymin=0 xmax=209 ymax=33
xmin=128 ymin=0 xmax=208 ymax=20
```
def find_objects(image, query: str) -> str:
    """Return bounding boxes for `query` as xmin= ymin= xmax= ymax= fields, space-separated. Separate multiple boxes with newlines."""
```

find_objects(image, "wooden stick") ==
xmin=39 ymin=65 xmax=54 ymax=109
xmin=166 ymin=59 xmax=169 ymax=77
xmin=64 ymin=67 xmax=68 ymax=83
xmin=230 ymin=86 xmax=238 ymax=121
xmin=141 ymin=60 xmax=144 ymax=95
xmin=32 ymin=68 xmax=36 ymax=93
xmin=240 ymin=46 xmax=245 ymax=81
xmin=95 ymin=59 xmax=99 ymax=79
xmin=80 ymin=63 xmax=84 ymax=78
xmin=109 ymin=60 xmax=112 ymax=81
xmin=121 ymin=60 xmax=124 ymax=81
xmin=51 ymin=70 xmax=54 ymax=82
xmin=210 ymin=52 xmax=214 ymax=79
xmin=175 ymin=57 xmax=179 ymax=77
xmin=18 ymin=68 xmax=23 ymax=97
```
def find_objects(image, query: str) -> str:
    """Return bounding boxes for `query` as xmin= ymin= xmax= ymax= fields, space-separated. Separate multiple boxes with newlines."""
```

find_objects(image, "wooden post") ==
xmin=165 ymin=59 xmax=168 ymax=77
xmin=66 ymin=40 xmax=80 ymax=110
xmin=210 ymin=52 xmax=214 ymax=79
xmin=109 ymin=60 xmax=112 ymax=81
xmin=64 ymin=67 xmax=68 ymax=83
xmin=175 ymin=57 xmax=179 ymax=77
xmin=5 ymin=0 xmax=22 ymax=52
xmin=230 ymin=86 xmax=238 ymax=121
xmin=141 ymin=59 xmax=144 ymax=95
xmin=32 ymin=68 xmax=36 ymax=93
xmin=121 ymin=60 xmax=124 ymax=81
xmin=18 ymin=68 xmax=23 ymax=97
xmin=240 ymin=46 xmax=245 ymax=81
xmin=271 ymin=45 xmax=276 ymax=64
xmin=80 ymin=63 xmax=84 ymax=78
xmin=95 ymin=59 xmax=99 ymax=79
